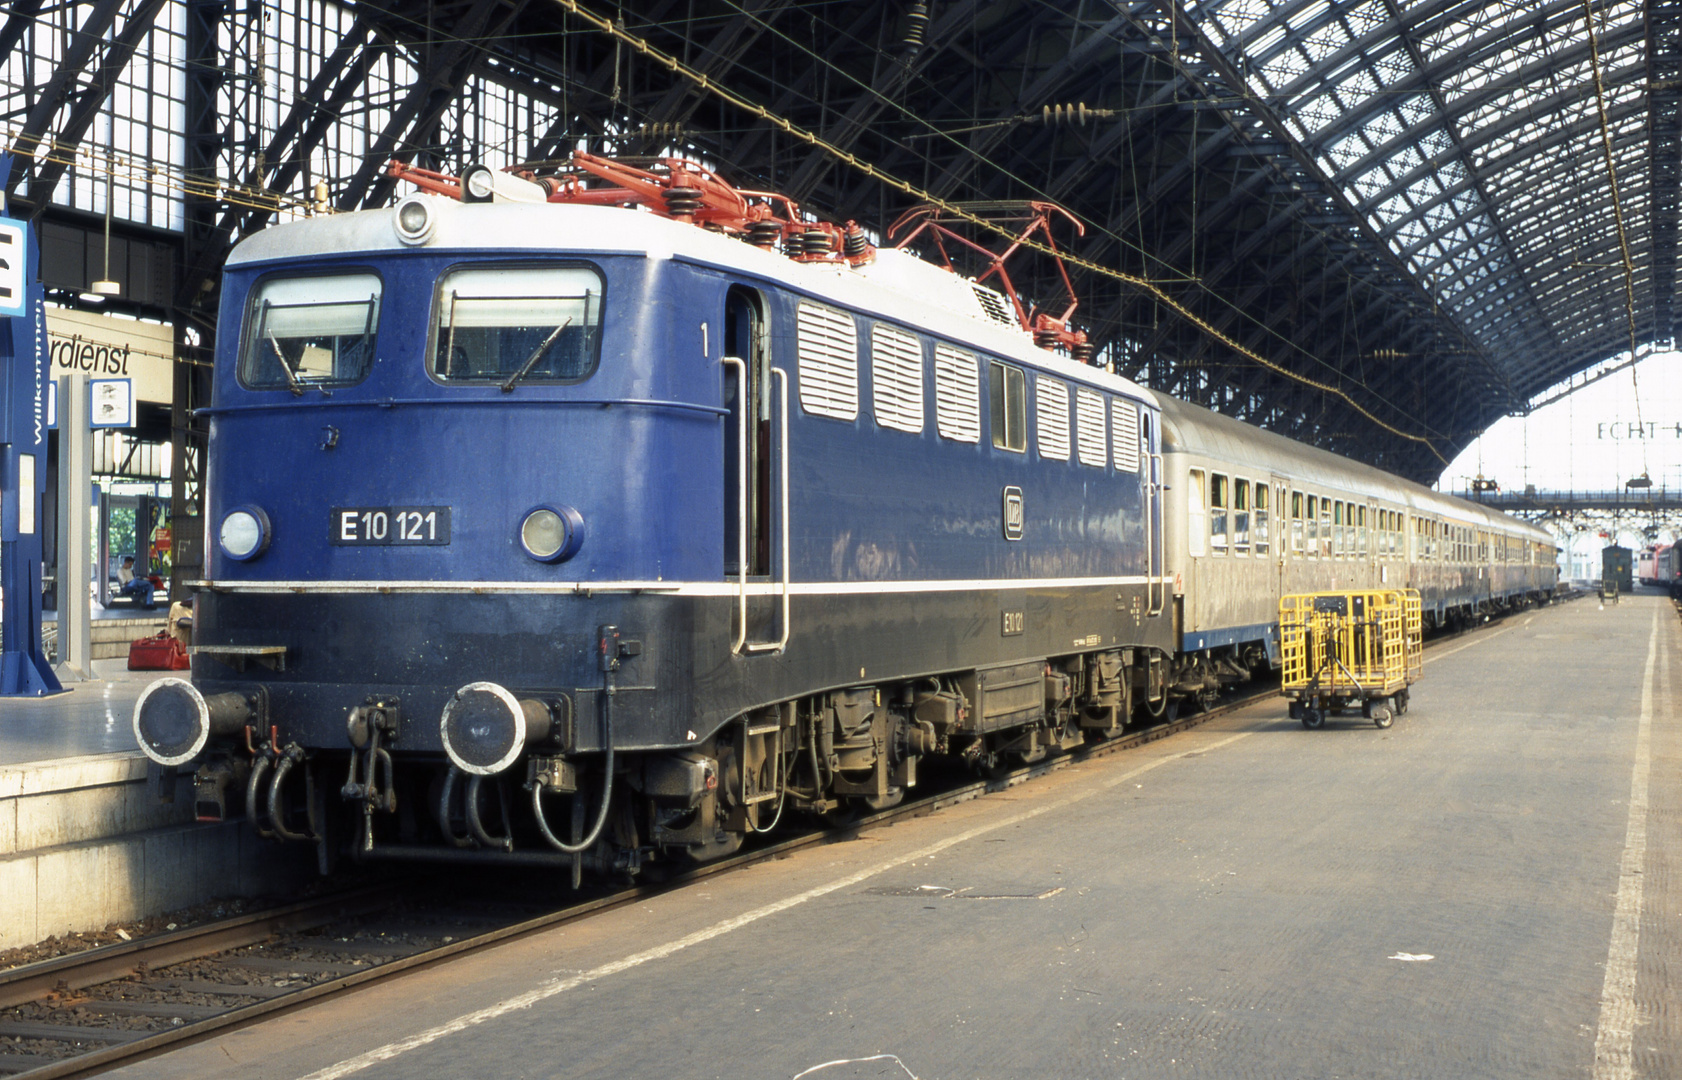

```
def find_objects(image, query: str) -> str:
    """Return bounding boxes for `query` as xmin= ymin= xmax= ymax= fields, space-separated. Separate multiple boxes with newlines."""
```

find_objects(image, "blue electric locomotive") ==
xmin=133 ymin=157 xmax=1173 ymax=874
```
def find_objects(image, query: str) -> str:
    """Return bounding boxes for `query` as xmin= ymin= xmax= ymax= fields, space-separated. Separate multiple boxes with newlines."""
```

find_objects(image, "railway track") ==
xmin=0 ymin=611 xmax=1529 ymax=1078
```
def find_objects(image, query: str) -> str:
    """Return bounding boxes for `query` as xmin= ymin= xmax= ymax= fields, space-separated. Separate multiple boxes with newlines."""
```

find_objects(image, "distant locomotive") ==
xmin=1603 ymin=545 xmax=1633 ymax=593
xmin=133 ymin=156 xmax=1557 ymax=877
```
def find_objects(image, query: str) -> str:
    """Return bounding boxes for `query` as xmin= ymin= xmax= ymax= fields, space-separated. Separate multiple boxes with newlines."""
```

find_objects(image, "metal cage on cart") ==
xmin=1279 ymin=589 xmax=1422 ymax=730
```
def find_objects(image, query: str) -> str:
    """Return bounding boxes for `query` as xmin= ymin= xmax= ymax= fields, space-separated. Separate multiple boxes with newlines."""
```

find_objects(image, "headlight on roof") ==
xmin=393 ymin=195 xmax=436 ymax=245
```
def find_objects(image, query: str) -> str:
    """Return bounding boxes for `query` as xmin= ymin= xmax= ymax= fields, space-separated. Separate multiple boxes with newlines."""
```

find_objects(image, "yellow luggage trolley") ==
xmin=1279 ymin=589 xmax=1422 ymax=730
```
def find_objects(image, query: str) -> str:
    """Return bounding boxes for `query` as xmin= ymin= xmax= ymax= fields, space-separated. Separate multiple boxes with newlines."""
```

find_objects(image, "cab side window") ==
xmin=989 ymin=361 xmax=1026 ymax=452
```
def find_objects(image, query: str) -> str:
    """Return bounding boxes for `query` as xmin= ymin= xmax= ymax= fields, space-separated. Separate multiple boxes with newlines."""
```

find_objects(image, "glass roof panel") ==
xmin=1189 ymin=0 xmax=1654 ymax=401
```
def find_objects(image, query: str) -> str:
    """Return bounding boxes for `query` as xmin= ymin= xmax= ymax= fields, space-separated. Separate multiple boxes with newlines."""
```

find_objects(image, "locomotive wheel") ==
xmin=1301 ymin=708 xmax=1324 ymax=730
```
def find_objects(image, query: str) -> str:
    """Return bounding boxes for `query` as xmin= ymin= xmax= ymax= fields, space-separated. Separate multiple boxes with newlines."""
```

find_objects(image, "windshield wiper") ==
xmin=501 ymin=317 xmax=572 ymax=393
xmin=267 ymin=333 xmax=305 ymax=397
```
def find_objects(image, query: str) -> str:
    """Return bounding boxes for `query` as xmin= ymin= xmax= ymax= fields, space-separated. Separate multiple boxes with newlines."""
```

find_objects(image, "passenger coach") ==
xmin=1158 ymin=394 xmax=1558 ymax=706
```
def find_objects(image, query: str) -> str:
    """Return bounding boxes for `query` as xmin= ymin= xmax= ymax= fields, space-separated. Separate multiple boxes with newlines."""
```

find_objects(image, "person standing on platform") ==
xmin=117 ymin=556 xmax=156 ymax=609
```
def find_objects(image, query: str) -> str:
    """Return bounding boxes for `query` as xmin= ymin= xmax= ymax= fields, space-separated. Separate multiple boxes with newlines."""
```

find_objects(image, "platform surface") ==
xmin=0 ymin=660 xmax=172 ymax=767
xmin=106 ymin=594 xmax=1679 ymax=1080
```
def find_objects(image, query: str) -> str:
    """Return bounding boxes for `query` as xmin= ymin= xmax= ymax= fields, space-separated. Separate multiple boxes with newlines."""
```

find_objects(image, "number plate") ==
xmin=331 ymin=507 xmax=451 ymax=546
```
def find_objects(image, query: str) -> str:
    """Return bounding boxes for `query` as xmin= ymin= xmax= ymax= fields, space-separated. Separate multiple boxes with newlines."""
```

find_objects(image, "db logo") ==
xmin=1001 ymin=486 xmax=1024 ymax=541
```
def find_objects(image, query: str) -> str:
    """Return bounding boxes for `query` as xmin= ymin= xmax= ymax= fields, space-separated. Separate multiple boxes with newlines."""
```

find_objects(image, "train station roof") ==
xmin=2 ymin=0 xmax=1668 ymax=482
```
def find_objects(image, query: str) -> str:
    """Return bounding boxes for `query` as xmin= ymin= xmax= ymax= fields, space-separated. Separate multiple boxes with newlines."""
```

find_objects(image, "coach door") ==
xmin=722 ymin=286 xmax=790 ymax=653
xmin=1146 ymin=412 xmax=1164 ymax=617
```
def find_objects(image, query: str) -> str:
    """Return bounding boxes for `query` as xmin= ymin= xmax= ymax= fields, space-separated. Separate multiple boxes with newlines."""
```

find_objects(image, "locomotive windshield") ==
xmin=431 ymin=265 xmax=602 ymax=386
xmin=238 ymin=273 xmax=381 ymax=392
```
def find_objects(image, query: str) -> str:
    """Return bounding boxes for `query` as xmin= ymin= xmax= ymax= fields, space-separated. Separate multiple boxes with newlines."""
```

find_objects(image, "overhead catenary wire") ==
xmin=1580 ymin=0 xmax=1648 ymax=482
xmin=540 ymin=0 xmax=1448 ymax=461
xmin=338 ymin=0 xmax=1445 ymax=440
xmin=8 ymin=1 xmax=1444 ymax=455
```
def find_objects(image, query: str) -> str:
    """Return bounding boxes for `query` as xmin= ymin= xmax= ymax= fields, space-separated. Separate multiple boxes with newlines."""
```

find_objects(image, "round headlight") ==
xmin=393 ymin=195 xmax=435 ymax=245
xmin=464 ymin=165 xmax=495 ymax=201
xmin=219 ymin=506 xmax=271 ymax=561
xmin=519 ymin=505 xmax=584 ymax=563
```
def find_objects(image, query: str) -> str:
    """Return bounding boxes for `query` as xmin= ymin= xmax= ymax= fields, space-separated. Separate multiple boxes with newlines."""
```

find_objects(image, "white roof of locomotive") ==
xmin=227 ymin=197 xmax=1154 ymax=404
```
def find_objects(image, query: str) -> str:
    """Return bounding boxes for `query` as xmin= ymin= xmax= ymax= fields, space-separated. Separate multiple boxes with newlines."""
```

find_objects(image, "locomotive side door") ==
xmin=722 ymin=286 xmax=788 ymax=653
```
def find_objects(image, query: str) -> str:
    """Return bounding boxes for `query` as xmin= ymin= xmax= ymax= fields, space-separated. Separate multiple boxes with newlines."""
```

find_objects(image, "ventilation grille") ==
xmin=933 ymin=343 xmax=981 ymax=442
xmin=872 ymin=324 xmax=924 ymax=433
xmin=1111 ymin=398 xmax=1141 ymax=472
xmin=971 ymin=284 xmax=1015 ymax=326
xmin=797 ymin=302 xmax=859 ymax=420
xmin=1075 ymin=388 xmax=1106 ymax=467
xmin=1036 ymin=376 xmax=1070 ymax=461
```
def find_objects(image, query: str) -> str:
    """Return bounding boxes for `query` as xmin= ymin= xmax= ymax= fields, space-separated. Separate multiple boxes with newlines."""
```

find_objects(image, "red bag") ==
xmin=128 ymin=631 xmax=191 ymax=671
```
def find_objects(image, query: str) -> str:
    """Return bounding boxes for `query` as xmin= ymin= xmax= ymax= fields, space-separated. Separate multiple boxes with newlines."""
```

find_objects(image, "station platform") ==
xmin=98 ymin=592 xmax=1680 ymax=1080
xmin=1 ymin=655 xmax=314 ymax=952
xmin=40 ymin=601 xmax=170 ymax=663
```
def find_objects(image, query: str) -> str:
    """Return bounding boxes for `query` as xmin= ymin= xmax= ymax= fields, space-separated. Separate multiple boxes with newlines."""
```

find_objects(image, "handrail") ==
xmin=1148 ymin=452 xmax=1165 ymax=617
xmin=195 ymin=396 xmax=729 ymax=418
xmin=723 ymin=357 xmax=750 ymax=655
xmin=742 ymin=367 xmax=791 ymax=654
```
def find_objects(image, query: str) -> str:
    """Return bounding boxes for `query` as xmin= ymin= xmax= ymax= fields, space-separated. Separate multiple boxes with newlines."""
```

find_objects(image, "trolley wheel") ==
xmin=1395 ymin=689 xmax=1409 ymax=715
xmin=1372 ymin=705 xmax=1394 ymax=729
xmin=1301 ymin=708 xmax=1324 ymax=730
xmin=1288 ymin=700 xmax=1304 ymax=721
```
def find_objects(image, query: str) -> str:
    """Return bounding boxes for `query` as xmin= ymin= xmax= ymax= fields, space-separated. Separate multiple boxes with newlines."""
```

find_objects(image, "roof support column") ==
xmin=1647 ymin=0 xmax=1682 ymax=345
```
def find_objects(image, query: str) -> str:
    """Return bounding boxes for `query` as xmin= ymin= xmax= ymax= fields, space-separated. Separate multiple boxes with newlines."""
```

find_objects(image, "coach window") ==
xmin=1305 ymin=495 xmax=1318 ymax=557
xmin=1254 ymin=484 xmax=1270 ymax=556
xmin=430 ymin=265 xmax=601 ymax=384
xmin=241 ymin=271 xmax=382 ymax=391
xmin=1320 ymin=498 xmax=1333 ymax=557
xmin=1188 ymin=470 xmax=1208 ymax=557
xmin=1333 ymin=502 xmax=1345 ymax=557
xmin=989 ymin=361 xmax=1027 ymax=452
xmin=1292 ymin=491 xmax=1305 ymax=556
xmin=1358 ymin=505 xmax=1368 ymax=558
xmin=1210 ymin=473 xmax=1229 ymax=553
xmin=1233 ymin=480 xmax=1250 ymax=555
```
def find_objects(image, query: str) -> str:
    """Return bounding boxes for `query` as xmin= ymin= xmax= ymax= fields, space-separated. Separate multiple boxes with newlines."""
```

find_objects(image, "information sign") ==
xmin=89 ymin=377 xmax=133 ymax=428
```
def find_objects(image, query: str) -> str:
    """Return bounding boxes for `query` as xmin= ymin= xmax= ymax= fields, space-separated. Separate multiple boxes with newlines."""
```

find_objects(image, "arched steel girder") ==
xmin=1350 ymin=91 xmax=1646 ymax=233
xmin=915 ymin=8 xmax=1147 ymax=203
xmin=176 ymin=17 xmax=386 ymax=307
xmin=1648 ymin=0 xmax=1682 ymax=345
xmin=1233 ymin=0 xmax=1481 ymax=87
xmin=781 ymin=0 xmax=986 ymax=204
xmin=1278 ymin=0 xmax=1621 ymax=146
xmin=337 ymin=0 xmax=533 ymax=212
xmin=1320 ymin=39 xmax=1646 ymax=193
xmin=4 ymin=0 xmax=166 ymax=215
xmin=0 ymin=0 xmax=44 ymax=70
xmin=621 ymin=0 xmax=800 ymax=153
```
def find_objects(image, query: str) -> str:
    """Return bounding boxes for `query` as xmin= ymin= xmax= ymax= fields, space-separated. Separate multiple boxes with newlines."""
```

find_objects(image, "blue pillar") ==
xmin=0 ymin=153 xmax=64 ymax=697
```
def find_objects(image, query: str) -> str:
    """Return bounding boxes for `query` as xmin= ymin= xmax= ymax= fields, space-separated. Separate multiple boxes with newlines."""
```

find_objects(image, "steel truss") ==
xmin=0 ymin=0 xmax=1671 ymax=490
